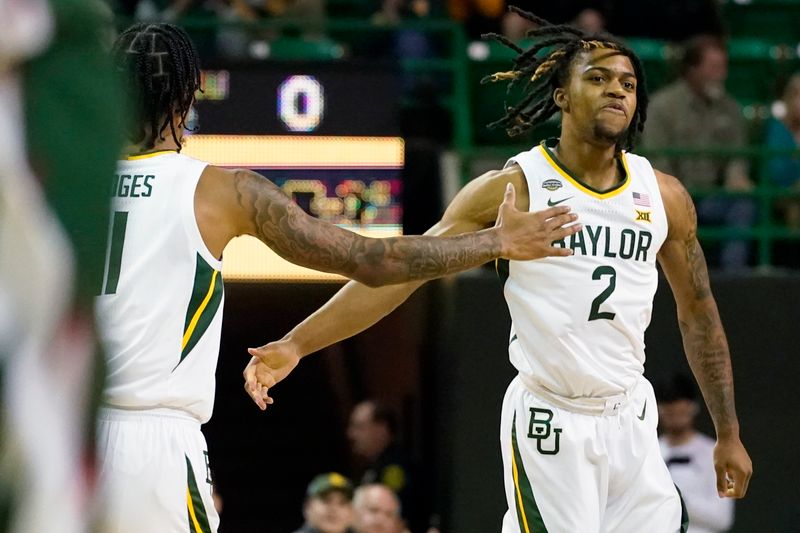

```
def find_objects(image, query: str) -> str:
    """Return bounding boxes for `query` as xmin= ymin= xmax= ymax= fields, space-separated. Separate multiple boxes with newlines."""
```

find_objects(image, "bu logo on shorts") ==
xmin=527 ymin=407 xmax=562 ymax=455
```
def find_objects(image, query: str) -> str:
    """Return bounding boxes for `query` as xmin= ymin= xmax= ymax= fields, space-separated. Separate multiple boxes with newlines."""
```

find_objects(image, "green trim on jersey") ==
xmin=511 ymin=411 xmax=548 ymax=533
xmin=539 ymin=138 xmax=631 ymax=199
xmin=179 ymin=254 xmax=223 ymax=365
xmin=676 ymin=485 xmax=689 ymax=533
xmin=185 ymin=455 xmax=212 ymax=533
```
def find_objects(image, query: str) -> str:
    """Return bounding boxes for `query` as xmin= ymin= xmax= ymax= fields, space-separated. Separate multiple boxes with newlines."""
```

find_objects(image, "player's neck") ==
xmin=125 ymin=137 xmax=182 ymax=157
xmin=665 ymin=429 xmax=696 ymax=446
xmin=554 ymin=130 xmax=620 ymax=191
xmin=126 ymin=117 xmax=185 ymax=156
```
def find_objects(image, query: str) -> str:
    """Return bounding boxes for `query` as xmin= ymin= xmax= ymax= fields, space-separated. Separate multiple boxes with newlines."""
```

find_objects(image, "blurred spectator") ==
xmin=500 ymin=7 xmax=537 ymax=42
xmin=764 ymin=73 xmax=800 ymax=229
xmin=371 ymin=0 xmax=434 ymax=80
xmin=352 ymin=484 xmax=405 ymax=533
xmin=656 ymin=373 xmax=734 ymax=533
xmin=293 ymin=473 xmax=356 ymax=533
xmin=643 ymin=35 xmax=756 ymax=270
xmin=572 ymin=8 xmax=605 ymax=35
xmin=448 ymin=0 xmax=504 ymax=40
xmin=348 ymin=400 xmax=424 ymax=532
xmin=213 ymin=0 xmax=327 ymax=59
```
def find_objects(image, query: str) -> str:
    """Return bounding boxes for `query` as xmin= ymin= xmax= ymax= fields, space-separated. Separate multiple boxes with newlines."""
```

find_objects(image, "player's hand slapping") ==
xmin=243 ymin=183 xmax=582 ymax=409
xmin=714 ymin=436 xmax=752 ymax=498
xmin=494 ymin=183 xmax=581 ymax=260
xmin=243 ymin=340 xmax=300 ymax=410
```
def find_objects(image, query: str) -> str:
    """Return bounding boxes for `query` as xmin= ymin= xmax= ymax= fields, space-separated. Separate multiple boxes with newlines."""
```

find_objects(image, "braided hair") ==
xmin=482 ymin=7 xmax=648 ymax=152
xmin=112 ymin=23 xmax=201 ymax=152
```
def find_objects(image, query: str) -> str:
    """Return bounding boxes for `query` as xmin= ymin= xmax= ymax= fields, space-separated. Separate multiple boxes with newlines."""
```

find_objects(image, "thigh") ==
xmin=96 ymin=414 xmax=219 ymax=533
xmin=500 ymin=378 xmax=604 ymax=533
xmin=601 ymin=444 xmax=684 ymax=533
xmin=602 ymin=382 xmax=684 ymax=533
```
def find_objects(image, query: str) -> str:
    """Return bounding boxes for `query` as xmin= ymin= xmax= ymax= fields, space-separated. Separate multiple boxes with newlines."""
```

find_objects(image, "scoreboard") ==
xmin=183 ymin=63 xmax=404 ymax=281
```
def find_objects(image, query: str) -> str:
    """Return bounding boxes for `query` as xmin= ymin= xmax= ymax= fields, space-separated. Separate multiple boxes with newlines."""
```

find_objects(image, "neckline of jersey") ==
xmin=124 ymin=149 xmax=178 ymax=161
xmin=539 ymin=138 xmax=631 ymax=199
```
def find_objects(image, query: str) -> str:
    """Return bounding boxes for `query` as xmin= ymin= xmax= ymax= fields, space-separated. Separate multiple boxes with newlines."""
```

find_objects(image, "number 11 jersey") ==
xmin=95 ymin=151 xmax=223 ymax=423
xmin=501 ymin=139 xmax=668 ymax=399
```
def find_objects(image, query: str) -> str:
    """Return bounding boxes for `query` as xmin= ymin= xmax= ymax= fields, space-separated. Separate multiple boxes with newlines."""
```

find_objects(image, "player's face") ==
xmin=305 ymin=491 xmax=354 ymax=533
xmin=353 ymin=488 xmax=403 ymax=533
xmin=557 ymin=49 xmax=637 ymax=146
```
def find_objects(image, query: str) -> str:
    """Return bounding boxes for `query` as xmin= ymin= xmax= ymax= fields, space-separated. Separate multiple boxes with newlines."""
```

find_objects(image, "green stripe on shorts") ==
xmin=186 ymin=455 xmax=212 ymax=533
xmin=511 ymin=411 xmax=548 ymax=532
xmin=675 ymin=484 xmax=689 ymax=533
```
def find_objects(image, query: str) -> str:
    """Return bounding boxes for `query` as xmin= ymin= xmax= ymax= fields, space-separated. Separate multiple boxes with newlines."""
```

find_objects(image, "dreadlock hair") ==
xmin=482 ymin=7 xmax=649 ymax=152
xmin=112 ymin=23 xmax=201 ymax=152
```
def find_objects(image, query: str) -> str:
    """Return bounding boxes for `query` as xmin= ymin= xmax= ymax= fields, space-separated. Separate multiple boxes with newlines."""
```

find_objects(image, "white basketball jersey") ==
xmin=502 ymin=139 xmax=668 ymax=398
xmin=95 ymin=151 xmax=223 ymax=423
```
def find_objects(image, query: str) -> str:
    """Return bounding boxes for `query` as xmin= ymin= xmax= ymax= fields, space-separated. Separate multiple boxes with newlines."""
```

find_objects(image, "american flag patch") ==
xmin=633 ymin=192 xmax=650 ymax=207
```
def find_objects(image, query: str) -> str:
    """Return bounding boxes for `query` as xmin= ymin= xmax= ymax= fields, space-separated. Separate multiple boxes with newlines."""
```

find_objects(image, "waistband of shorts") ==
xmin=98 ymin=405 xmax=201 ymax=427
xmin=517 ymin=374 xmax=637 ymax=416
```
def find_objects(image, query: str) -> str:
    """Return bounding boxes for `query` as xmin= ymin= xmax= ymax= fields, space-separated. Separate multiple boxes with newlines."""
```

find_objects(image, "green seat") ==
xmin=625 ymin=38 xmax=669 ymax=61
xmin=484 ymin=38 xmax=535 ymax=61
xmin=728 ymin=38 xmax=777 ymax=60
xmin=623 ymin=38 xmax=676 ymax=93
xmin=726 ymin=39 xmax=782 ymax=102
xmin=268 ymin=37 xmax=345 ymax=61
xmin=722 ymin=1 xmax=800 ymax=41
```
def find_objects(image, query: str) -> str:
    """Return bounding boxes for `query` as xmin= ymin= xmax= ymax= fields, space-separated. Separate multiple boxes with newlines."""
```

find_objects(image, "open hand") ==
xmin=495 ymin=183 xmax=582 ymax=261
xmin=243 ymin=340 xmax=301 ymax=410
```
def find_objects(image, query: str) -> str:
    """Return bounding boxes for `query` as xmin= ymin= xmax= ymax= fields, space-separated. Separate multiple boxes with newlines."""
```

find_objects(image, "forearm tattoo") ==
xmin=681 ymin=187 xmax=711 ymax=299
xmin=233 ymin=171 xmax=501 ymax=284
xmin=677 ymin=186 xmax=737 ymax=433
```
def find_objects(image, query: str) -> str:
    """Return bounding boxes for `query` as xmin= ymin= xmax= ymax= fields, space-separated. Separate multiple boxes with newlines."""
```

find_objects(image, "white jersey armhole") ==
xmin=179 ymin=157 xmax=223 ymax=271
xmin=504 ymin=147 xmax=541 ymax=212
xmin=625 ymin=152 xmax=669 ymax=239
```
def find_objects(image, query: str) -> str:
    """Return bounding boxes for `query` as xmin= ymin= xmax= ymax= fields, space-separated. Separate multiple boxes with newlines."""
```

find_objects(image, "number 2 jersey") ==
xmin=502 ymin=139 xmax=668 ymax=399
xmin=95 ymin=151 xmax=223 ymax=423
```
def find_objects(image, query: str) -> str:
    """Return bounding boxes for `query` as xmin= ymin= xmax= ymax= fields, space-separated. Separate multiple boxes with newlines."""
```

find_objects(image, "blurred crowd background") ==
xmin=108 ymin=0 xmax=800 ymax=271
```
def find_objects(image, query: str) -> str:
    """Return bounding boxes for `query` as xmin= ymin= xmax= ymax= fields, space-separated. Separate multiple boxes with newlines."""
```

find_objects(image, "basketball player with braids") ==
xmin=95 ymin=22 xmax=578 ymax=533
xmin=244 ymin=8 xmax=752 ymax=532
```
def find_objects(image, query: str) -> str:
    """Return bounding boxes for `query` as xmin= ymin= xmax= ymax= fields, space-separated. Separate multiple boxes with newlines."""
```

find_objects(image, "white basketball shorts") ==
xmin=96 ymin=407 xmax=219 ymax=533
xmin=500 ymin=376 xmax=686 ymax=533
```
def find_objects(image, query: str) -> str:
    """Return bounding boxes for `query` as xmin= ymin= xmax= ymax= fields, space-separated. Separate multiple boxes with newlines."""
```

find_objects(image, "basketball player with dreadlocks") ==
xmin=95 ymin=22 xmax=579 ymax=533
xmin=244 ymin=8 xmax=752 ymax=532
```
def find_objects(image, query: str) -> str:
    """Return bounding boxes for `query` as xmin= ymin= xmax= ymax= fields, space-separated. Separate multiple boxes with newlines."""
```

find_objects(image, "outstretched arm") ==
xmin=656 ymin=170 xmax=752 ymax=499
xmin=196 ymin=167 xmax=575 ymax=287
xmin=241 ymin=167 xmax=582 ymax=407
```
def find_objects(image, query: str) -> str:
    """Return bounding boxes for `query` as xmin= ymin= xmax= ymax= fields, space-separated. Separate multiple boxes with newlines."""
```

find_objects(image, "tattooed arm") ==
xmin=655 ymin=170 xmax=752 ymax=499
xmin=194 ymin=167 xmax=577 ymax=287
xmin=236 ymin=166 xmax=580 ymax=408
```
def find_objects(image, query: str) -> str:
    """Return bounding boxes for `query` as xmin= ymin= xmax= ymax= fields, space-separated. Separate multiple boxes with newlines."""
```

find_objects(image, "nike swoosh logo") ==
xmin=547 ymin=196 xmax=573 ymax=207
xmin=637 ymin=399 xmax=647 ymax=420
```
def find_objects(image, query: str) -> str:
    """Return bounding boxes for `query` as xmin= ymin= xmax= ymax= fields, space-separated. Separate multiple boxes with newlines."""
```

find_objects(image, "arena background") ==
xmin=108 ymin=1 xmax=800 ymax=531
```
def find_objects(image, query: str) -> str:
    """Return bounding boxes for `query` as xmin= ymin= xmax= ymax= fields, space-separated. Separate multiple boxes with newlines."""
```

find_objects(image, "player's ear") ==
xmin=553 ymin=87 xmax=569 ymax=112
